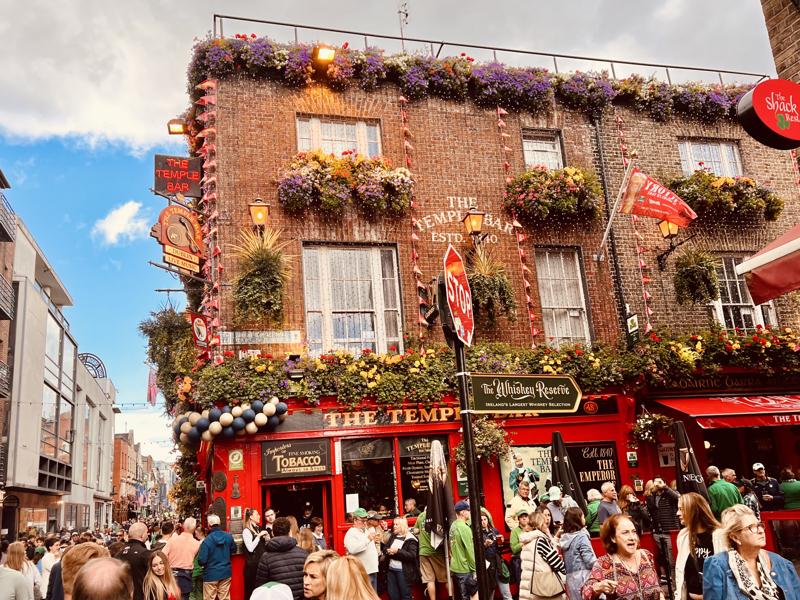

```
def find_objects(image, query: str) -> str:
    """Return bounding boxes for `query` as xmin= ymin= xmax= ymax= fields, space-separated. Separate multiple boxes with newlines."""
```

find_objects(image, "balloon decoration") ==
xmin=172 ymin=396 xmax=289 ymax=447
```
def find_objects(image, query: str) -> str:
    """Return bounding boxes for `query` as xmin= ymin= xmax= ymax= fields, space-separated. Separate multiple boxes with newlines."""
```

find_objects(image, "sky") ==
xmin=0 ymin=0 xmax=778 ymax=462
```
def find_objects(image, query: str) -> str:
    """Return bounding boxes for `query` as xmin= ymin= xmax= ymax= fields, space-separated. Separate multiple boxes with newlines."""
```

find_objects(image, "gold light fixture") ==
xmin=461 ymin=207 xmax=486 ymax=238
xmin=167 ymin=118 xmax=188 ymax=135
xmin=658 ymin=219 xmax=679 ymax=240
xmin=312 ymin=45 xmax=336 ymax=65
xmin=248 ymin=198 xmax=270 ymax=227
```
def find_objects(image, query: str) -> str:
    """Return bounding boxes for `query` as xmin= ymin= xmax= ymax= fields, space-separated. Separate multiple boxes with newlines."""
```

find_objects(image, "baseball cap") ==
xmin=548 ymin=486 xmax=562 ymax=501
xmin=516 ymin=508 xmax=530 ymax=518
xmin=34 ymin=547 xmax=46 ymax=556
xmin=352 ymin=508 xmax=369 ymax=519
xmin=752 ymin=462 xmax=765 ymax=471
xmin=251 ymin=582 xmax=294 ymax=600
xmin=454 ymin=500 xmax=470 ymax=512
xmin=366 ymin=511 xmax=380 ymax=521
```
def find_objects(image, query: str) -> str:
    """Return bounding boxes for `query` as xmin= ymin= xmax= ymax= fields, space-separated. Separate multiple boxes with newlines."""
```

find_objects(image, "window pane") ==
xmin=678 ymin=142 xmax=693 ymax=175
xmin=46 ymin=314 xmax=60 ymax=366
xmin=297 ymin=118 xmax=312 ymax=152
xmin=342 ymin=439 xmax=397 ymax=517
xmin=42 ymin=386 xmax=58 ymax=434
xmin=303 ymin=249 xmax=321 ymax=311
xmin=535 ymin=249 xmax=590 ymax=346
xmin=523 ymin=131 xmax=563 ymax=170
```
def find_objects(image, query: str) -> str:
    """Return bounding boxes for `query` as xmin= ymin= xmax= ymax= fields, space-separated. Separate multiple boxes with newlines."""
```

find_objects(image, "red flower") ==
xmin=389 ymin=345 xmax=398 ymax=352
xmin=250 ymin=33 xmax=256 ymax=38
xmin=575 ymin=349 xmax=584 ymax=356
xmin=223 ymin=351 xmax=234 ymax=358
xmin=265 ymin=354 xmax=274 ymax=359
xmin=342 ymin=41 xmax=349 ymax=49
xmin=362 ymin=348 xmax=372 ymax=354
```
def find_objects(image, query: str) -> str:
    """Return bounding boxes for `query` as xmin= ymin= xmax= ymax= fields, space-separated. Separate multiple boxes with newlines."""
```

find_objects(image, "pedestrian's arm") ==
xmin=197 ymin=539 xmax=208 ymax=566
xmin=536 ymin=538 xmax=565 ymax=574
xmin=578 ymin=538 xmax=597 ymax=571
xmin=770 ymin=482 xmax=784 ymax=504
xmin=459 ymin=526 xmax=475 ymax=567
xmin=663 ymin=487 xmax=680 ymax=502
xmin=701 ymin=557 xmax=725 ymax=600
xmin=344 ymin=529 xmax=370 ymax=555
xmin=510 ymin=528 xmax=522 ymax=555
xmin=581 ymin=562 xmax=607 ymax=600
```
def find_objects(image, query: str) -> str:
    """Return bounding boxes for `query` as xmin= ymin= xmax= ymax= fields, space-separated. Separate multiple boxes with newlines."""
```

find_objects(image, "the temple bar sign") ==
xmin=154 ymin=155 xmax=202 ymax=197
xmin=470 ymin=373 xmax=582 ymax=414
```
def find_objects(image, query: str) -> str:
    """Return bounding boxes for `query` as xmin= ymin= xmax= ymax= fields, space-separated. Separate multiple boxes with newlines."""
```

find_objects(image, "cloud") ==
xmin=114 ymin=409 xmax=175 ymax=463
xmin=92 ymin=200 xmax=149 ymax=245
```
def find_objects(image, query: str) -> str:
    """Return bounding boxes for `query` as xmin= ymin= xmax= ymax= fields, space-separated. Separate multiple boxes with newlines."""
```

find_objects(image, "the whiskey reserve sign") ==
xmin=470 ymin=373 xmax=582 ymax=414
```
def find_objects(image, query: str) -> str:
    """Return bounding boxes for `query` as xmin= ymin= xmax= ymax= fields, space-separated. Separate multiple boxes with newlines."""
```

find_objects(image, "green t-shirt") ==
xmin=416 ymin=511 xmax=443 ymax=557
xmin=449 ymin=518 xmax=475 ymax=574
xmin=586 ymin=500 xmax=601 ymax=533
xmin=708 ymin=479 xmax=743 ymax=518
xmin=781 ymin=479 xmax=800 ymax=510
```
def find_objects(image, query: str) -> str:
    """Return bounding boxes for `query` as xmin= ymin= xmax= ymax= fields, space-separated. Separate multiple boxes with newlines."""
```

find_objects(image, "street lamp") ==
xmin=312 ymin=45 xmax=336 ymax=66
xmin=658 ymin=220 xmax=679 ymax=240
xmin=461 ymin=206 xmax=487 ymax=245
xmin=656 ymin=219 xmax=696 ymax=271
xmin=167 ymin=118 xmax=188 ymax=135
xmin=248 ymin=198 xmax=270 ymax=228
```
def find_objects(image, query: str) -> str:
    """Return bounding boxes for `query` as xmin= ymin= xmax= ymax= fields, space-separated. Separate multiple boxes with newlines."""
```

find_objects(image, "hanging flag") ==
xmin=619 ymin=167 xmax=697 ymax=227
xmin=147 ymin=368 xmax=159 ymax=407
xmin=735 ymin=223 xmax=800 ymax=305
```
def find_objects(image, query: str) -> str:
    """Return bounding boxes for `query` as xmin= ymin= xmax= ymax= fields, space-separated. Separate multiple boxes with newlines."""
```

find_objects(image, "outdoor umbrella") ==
xmin=735 ymin=223 xmax=800 ymax=305
xmin=425 ymin=440 xmax=456 ymax=596
xmin=673 ymin=420 xmax=709 ymax=500
xmin=550 ymin=431 xmax=587 ymax=513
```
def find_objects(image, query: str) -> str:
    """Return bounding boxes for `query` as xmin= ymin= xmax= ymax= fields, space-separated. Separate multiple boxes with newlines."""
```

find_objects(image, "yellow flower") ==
xmin=268 ymin=365 xmax=275 ymax=372
xmin=360 ymin=371 xmax=369 ymax=379
xmin=409 ymin=368 xmax=420 ymax=374
xmin=543 ymin=365 xmax=555 ymax=374
xmin=367 ymin=381 xmax=377 ymax=389
xmin=254 ymin=364 xmax=266 ymax=373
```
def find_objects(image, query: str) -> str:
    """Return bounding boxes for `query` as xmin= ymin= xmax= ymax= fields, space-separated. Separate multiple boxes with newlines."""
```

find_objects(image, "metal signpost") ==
xmin=438 ymin=245 xmax=490 ymax=600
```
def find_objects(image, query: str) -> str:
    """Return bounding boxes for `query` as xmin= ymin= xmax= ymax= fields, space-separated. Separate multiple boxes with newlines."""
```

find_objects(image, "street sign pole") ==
xmin=437 ymin=253 xmax=490 ymax=600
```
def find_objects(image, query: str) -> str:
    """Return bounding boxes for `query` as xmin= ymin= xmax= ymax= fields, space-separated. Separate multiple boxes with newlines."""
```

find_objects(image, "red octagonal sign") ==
xmin=443 ymin=244 xmax=474 ymax=346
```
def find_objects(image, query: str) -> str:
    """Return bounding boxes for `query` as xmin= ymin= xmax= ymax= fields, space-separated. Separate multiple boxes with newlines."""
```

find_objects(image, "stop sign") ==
xmin=443 ymin=244 xmax=474 ymax=346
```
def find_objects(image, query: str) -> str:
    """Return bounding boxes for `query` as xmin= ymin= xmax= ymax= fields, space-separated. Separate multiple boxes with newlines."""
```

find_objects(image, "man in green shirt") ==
xmin=416 ymin=510 xmax=447 ymax=600
xmin=450 ymin=501 xmax=478 ymax=600
xmin=585 ymin=489 xmax=602 ymax=535
xmin=706 ymin=465 xmax=743 ymax=519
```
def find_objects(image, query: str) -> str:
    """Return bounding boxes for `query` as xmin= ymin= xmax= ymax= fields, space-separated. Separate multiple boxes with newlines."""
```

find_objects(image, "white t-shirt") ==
xmin=388 ymin=537 xmax=405 ymax=571
xmin=40 ymin=552 xmax=58 ymax=597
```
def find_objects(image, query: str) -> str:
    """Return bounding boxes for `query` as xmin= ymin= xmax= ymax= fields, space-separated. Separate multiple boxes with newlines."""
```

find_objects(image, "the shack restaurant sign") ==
xmin=738 ymin=78 xmax=800 ymax=150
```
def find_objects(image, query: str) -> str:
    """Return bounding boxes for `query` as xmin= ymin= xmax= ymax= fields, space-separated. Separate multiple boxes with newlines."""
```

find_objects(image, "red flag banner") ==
xmin=619 ymin=167 xmax=697 ymax=227
xmin=147 ymin=368 xmax=159 ymax=406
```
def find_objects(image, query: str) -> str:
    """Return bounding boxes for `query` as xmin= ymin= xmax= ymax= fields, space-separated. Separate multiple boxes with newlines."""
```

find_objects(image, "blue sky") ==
xmin=0 ymin=0 xmax=777 ymax=462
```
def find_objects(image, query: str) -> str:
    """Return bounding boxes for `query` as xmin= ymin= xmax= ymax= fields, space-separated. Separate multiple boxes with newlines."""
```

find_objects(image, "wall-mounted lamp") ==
xmin=461 ymin=206 xmax=487 ymax=245
xmin=656 ymin=219 xmax=696 ymax=270
xmin=312 ymin=45 xmax=336 ymax=66
xmin=248 ymin=198 xmax=270 ymax=228
xmin=167 ymin=118 xmax=188 ymax=135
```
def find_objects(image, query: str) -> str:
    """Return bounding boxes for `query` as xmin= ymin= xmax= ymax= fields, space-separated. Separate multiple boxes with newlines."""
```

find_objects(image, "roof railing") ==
xmin=212 ymin=14 xmax=771 ymax=85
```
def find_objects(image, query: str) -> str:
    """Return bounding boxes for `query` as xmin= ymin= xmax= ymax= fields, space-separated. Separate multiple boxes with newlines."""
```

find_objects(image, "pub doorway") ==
xmin=263 ymin=480 xmax=332 ymax=546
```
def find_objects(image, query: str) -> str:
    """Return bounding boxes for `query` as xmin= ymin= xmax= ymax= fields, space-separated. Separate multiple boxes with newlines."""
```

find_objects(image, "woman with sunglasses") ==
xmin=703 ymin=505 xmax=800 ymax=600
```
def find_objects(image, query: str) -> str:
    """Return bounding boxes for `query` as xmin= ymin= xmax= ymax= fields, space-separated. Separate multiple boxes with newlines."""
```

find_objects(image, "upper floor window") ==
xmin=534 ymin=248 xmax=591 ymax=347
xmin=297 ymin=117 xmax=381 ymax=157
xmin=303 ymin=245 xmax=402 ymax=356
xmin=523 ymin=131 xmax=564 ymax=170
xmin=679 ymin=140 xmax=742 ymax=177
xmin=712 ymin=256 xmax=776 ymax=333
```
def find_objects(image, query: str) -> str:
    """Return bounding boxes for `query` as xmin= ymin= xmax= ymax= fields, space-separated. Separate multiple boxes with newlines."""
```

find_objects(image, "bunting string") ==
xmin=613 ymin=107 xmax=653 ymax=334
xmin=399 ymin=96 xmax=428 ymax=347
xmin=498 ymin=106 xmax=538 ymax=347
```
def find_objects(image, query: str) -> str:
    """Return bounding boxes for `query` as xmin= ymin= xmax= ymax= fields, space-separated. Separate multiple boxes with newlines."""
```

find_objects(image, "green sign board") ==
xmin=469 ymin=373 xmax=582 ymax=414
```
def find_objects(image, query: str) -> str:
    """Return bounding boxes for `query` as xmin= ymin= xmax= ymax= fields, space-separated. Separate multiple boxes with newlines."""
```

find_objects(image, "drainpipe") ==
xmin=592 ymin=116 xmax=629 ymax=339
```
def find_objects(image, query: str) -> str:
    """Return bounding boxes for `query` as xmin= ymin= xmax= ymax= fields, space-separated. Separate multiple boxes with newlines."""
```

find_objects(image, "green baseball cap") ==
xmin=352 ymin=508 xmax=369 ymax=519
xmin=516 ymin=509 xmax=530 ymax=518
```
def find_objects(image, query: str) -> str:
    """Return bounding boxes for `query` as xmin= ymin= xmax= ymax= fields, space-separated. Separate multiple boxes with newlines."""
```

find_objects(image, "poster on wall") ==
xmin=398 ymin=436 xmax=448 ymax=503
xmin=499 ymin=442 xmax=619 ymax=508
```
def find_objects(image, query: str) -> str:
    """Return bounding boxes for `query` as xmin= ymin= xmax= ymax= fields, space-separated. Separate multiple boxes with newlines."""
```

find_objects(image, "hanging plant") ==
xmin=504 ymin=165 xmax=602 ymax=225
xmin=467 ymin=245 xmax=516 ymax=325
xmin=455 ymin=417 xmax=511 ymax=472
xmin=674 ymin=250 xmax=720 ymax=305
xmin=667 ymin=171 xmax=784 ymax=222
xmin=231 ymin=228 xmax=292 ymax=324
xmin=631 ymin=411 xmax=674 ymax=446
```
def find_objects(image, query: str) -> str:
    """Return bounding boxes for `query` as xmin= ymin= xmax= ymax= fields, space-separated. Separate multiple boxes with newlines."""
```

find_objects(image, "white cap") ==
xmin=752 ymin=462 xmax=765 ymax=471
xmin=250 ymin=583 xmax=294 ymax=600
xmin=548 ymin=486 xmax=562 ymax=501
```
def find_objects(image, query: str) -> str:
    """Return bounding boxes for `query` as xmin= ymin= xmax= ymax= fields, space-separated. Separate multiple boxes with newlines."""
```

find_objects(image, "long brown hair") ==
xmin=143 ymin=550 xmax=180 ymax=600
xmin=617 ymin=485 xmax=635 ymax=512
xmin=297 ymin=527 xmax=316 ymax=552
xmin=679 ymin=492 xmax=720 ymax=552
xmin=5 ymin=541 xmax=28 ymax=572
xmin=326 ymin=555 xmax=380 ymax=600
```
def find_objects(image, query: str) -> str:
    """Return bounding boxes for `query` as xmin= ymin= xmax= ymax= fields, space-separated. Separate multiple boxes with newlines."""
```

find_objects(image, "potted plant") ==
xmin=467 ymin=245 xmax=516 ymax=325
xmin=673 ymin=249 xmax=720 ymax=305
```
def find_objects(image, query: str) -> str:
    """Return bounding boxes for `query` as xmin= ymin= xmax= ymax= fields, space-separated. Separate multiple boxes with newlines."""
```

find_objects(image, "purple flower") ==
xmin=355 ymin=48 xmax=387 ymax=91
xmin=555 ymin=72 xmax=617 ymax=116
xmin=284 ymin=46 xmax=313 ymax=87
xmin=400 ymin=65 xmax=429 ymax=101
xmin=241 ymin=38 xmax=276 ymax=74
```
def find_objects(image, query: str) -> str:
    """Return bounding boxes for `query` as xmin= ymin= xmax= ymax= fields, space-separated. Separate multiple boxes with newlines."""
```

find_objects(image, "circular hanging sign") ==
xmin=737 ymin=78 xmax=800 ymax=150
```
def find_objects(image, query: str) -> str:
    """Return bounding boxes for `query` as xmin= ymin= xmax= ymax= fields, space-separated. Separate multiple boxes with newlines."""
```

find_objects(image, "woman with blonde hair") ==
xmin=325 ymin=555 xmax=380 ymax=600
xmin=383 ymin=517 xmax=419 ymax=600
xmin=520 ymin=511 xmax=566 ymax=600
xmin=674 ymin=492 xmax=724 ymax=600
xmin=297 ymin=527 xmax=317 ymax=553
xmin=143 ymin=550 xmax=181 ymax=600
xmin=702 ymin=505 xmax=800 ymax=600
xmin=5 ymin=541 xmax=42 ymax=599
xmin=303 ymin=550 xmax=339 ymax=600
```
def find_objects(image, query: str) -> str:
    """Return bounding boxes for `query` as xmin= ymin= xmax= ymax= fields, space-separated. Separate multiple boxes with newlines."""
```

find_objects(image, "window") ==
xmin=712 ymin=256 xmax=776 ymax=332
xmin=40 ymin=386 xmax=58 ymax=457
xmin=534 ymin=249 xmax=591 ymax=347
xmin=82 ymin=402 xmax=92 ymax=485
xmin=398 ymin=437 xmax=447 ymax=506
xmin=341 ymin=438 xmax=397 ymax=517
xmin=97 ymin=415 xmax=106 ymax=491
xmin=45 ymin=314 xmax=61 ymax=387
xmin=679 ymin=140 xmax=742 ymax=176
xmin=303 ymin=246 xmax=402 ymax=355
xmin=57 ymin=398 xmax=74 ymax=464
xmin=523 ymin=131 xmax=564 ymax=170
xmin=296 ymin=117 xmax=381 ymax=157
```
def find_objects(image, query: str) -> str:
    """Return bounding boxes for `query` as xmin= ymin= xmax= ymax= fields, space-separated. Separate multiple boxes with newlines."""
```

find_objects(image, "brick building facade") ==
xmin=761 ymin=0 xmax=800 ymax=82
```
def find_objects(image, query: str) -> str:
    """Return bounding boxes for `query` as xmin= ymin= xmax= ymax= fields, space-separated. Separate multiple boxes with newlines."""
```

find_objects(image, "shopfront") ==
xmin=198 ymin=392 xmax=636 ymax=600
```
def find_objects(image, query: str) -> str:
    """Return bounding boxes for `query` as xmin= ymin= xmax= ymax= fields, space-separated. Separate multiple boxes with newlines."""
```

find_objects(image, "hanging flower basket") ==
xmin=631 ymin=411 xmax=674 ymax=445
xmin=504 ymin=166 xmax=602 ymax=225
xmin=674 ymin=250 xmax=720 ymax=305
xmin=455 ymin=417 xmax=511 ymax=472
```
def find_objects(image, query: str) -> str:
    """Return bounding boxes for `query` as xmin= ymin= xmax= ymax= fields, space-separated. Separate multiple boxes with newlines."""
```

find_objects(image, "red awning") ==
xmin=655 ymin=395 xmax=800 ymax=429
xmin=735 ymin=223 xmax=800 ymax=305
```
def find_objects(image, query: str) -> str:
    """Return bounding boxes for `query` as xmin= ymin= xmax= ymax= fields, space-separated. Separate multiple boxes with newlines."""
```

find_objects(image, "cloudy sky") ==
xmin=0 ymin=0 xmax=777 ymax=461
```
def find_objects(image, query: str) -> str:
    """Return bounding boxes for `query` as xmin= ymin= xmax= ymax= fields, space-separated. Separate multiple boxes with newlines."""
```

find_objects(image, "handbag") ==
xmin=529 ymin=539 xmax=565 ymax=599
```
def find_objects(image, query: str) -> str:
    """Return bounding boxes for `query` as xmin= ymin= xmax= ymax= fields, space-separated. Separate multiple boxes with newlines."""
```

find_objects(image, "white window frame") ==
xmin=534 ymin=248 xmax=592 ymax=347
xmin=302 ymin=246 xmax=403 ymax=355
xmin=296 ymin=116 xmax=382 ymax=157
xmin=678 ymin=140 xmax=742 ymax=177
xmin=711 ymin=256 xmax=776 ymax=332
xmin=523 ymin=130 xmax=564 ymax=170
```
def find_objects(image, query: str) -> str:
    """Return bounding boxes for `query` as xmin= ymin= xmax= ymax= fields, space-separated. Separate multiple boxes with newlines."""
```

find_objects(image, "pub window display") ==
xmin=342 ymin=438 xmax=398 ymax=517
xmin=399 ymin=436 xmax=448 ymax=511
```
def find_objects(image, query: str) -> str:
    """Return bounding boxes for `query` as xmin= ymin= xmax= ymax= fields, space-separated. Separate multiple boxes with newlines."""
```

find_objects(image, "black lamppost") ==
xmin=656 ymin=220 xmax=696 ymax=270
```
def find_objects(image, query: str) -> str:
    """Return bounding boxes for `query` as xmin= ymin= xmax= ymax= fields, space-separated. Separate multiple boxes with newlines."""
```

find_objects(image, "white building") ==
xmin=3 ymin=218 xmax=117 ymax=536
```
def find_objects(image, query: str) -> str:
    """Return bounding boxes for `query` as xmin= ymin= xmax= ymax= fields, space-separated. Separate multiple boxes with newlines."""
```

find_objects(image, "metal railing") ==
xmin=0 ymin=192 xmax=15 ymax=243
xmin=212 ymin=15 xmax=771 ymax=85
xmin=0 ymin=274 xmax=14 ymax=321
xmin=0 ymin=360 xmax=9 ymax=398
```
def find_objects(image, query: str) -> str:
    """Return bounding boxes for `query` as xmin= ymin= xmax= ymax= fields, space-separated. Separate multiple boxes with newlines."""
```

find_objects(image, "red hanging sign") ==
xmin=619 ymin=167 xmax=697 ymax=227
xmin=738 ymin=79 xmax=800 ymax=150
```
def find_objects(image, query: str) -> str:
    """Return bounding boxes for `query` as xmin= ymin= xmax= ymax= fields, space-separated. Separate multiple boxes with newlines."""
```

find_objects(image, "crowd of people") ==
xmin=0 ymin=462 xmax=798 ymax=600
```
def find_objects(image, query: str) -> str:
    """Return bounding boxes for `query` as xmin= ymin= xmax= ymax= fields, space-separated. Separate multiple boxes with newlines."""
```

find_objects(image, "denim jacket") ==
xmin=557 ymin=529 xmax=596 ymax=575
xmin=702 ymin=551 xmax=800 ymax=600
